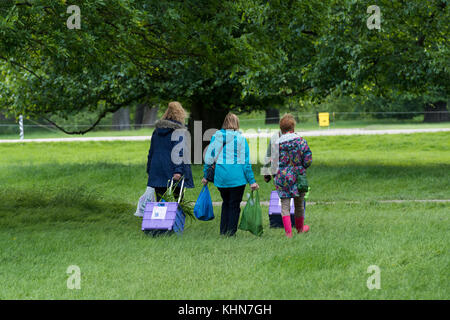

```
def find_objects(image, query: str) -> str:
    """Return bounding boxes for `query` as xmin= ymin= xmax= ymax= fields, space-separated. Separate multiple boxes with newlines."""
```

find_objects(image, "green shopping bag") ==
xmin=297 ymin=173 xmax=309 ymax=193
xmin=238 ymin=190 xmax=263 ymax=236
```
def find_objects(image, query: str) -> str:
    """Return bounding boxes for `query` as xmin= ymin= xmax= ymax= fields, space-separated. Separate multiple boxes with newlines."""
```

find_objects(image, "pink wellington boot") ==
xmin=282 ymin=216 xmax=293 ymax=238
xmin=295 ymin=217 xmax=310 ymax=233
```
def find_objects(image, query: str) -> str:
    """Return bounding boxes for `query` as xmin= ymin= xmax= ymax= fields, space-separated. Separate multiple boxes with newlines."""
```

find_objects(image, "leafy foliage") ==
xmin=159 ymin=178 xmax=195 ymax=220
xmin=0 ymin=0 xmax=448 ymax=131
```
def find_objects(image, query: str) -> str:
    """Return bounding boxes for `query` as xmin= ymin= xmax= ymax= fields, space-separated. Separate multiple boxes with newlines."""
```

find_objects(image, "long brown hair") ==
xmin=162 ymin=101 xmax=187 ymax=124
xmin=222 ymin=112 xmax=240 ymax=130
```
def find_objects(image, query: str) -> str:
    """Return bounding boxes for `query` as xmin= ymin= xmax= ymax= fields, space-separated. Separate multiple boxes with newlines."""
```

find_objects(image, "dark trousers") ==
xmin=218 ymin=185 xmax=246 ymax=236
xmin=155 ymin=187 xmax=183 ymax=202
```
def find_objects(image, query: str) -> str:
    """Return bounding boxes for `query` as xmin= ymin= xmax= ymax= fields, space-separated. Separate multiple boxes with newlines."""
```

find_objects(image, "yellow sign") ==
xmin=318 ymin=112 xmax=330 ymax=127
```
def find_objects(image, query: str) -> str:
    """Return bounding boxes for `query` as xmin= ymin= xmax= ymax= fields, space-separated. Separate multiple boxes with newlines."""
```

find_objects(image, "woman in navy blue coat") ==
xmin=147 ymin=102 xmax=194 ymax=200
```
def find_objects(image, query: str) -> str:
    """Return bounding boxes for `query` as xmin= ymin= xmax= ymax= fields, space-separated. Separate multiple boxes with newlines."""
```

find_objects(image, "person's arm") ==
xmin=146 ymin=132 xmax=155 ymax=174
xmin=262 ymin=137 xmax=271 ymax=169
xmin=301 ymin=139 xmax=312 ymax=169
xmin=265 ymin=136 xmax=272 ymax=159
xmin=203 ymin=135 xmax=216 ymax=178
xmin=243 ymin=137 xmax=256 ymax=185
xmin=172 ymin=132 xmax=185 ymax=178
xmin=263 ymin=132 xmax=281 ymax=180
xmin=262 ymin=133 xmax=277 ymax=179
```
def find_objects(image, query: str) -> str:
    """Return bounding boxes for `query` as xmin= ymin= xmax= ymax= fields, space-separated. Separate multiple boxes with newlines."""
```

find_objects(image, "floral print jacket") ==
xmin=273 ymin=133 xmax=312 ymax=198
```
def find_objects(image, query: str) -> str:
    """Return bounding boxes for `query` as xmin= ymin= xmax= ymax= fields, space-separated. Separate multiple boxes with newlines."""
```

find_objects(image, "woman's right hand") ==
xmin=202 ymin=178 xmax=208 ymax=185
xmin=250 ymin=183 xmax=259 ymax=191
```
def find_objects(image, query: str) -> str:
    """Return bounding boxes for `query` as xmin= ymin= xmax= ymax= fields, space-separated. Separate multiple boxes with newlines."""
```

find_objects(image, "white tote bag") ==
xmin=134 ymin=187 xmax=156 ymax=217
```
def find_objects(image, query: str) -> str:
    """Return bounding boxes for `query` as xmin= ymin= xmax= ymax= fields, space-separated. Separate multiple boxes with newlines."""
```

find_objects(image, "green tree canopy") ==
xmin=0 ymin=0 xmax=448 ymax=132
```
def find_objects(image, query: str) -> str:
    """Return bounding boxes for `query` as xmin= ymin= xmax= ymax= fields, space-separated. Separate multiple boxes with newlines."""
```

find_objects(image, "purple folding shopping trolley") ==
xmin=268 ymin=191 xmax=305 ymax=228
xmin=141 ymin=179 xmax=186 ymax=236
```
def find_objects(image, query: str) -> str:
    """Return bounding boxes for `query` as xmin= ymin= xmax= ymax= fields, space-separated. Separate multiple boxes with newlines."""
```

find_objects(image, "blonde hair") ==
xmin=162 ymin=101 xmax=187 ymax=124
xmin=222 ymin=112 xmax=240 ymax=130
xmin=279 ymin=113 xmax=296 ymax=133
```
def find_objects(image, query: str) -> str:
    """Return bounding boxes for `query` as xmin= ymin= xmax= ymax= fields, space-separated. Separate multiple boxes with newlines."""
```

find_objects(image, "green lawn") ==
xmin=238 ymin=111 xmax=450 ymax=131
xmin=0 ymin=127 xmax=157 ymax=140
xmin=0 ymin=133 xmax=449 ymax=299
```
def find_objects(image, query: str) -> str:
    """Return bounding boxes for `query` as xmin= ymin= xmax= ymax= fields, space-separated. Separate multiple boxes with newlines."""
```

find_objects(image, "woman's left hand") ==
xmin=173 ymin=173 xmax=182 ymax=181
xmin=250 ymin=183 xmax=259 ymax=190
xmin=201 ymin=178 xmax=208 ymax=185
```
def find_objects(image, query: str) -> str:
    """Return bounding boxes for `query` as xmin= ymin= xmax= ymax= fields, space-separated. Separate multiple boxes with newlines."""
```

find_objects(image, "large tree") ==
xmin=310 ymin=0 xmax=449 ymax=120
xmin=0 ymin=0 xmax=294 ymax=132
xmin=0 ymin=0 xmax=448 ymax=134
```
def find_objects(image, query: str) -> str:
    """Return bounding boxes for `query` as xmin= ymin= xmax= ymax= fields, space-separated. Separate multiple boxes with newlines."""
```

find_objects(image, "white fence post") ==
xmin=19 ymin=115 xmax=24 ymax=140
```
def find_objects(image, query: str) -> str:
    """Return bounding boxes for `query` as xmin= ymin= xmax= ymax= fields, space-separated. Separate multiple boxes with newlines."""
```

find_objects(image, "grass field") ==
xmin=0 ymin=132 xmax=449 ymax=299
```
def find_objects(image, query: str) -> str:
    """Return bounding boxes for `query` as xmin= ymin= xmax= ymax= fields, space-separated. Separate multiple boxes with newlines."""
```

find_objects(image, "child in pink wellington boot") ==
xmin=263 ymin=114 xmax=312 ymax=237
xmin=281 ymin=197 xmax=309 ymax=236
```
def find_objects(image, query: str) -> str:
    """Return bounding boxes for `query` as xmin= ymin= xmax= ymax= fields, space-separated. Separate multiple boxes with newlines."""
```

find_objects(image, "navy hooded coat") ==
xmin=146 ymin=119 xmax=194 ymax=188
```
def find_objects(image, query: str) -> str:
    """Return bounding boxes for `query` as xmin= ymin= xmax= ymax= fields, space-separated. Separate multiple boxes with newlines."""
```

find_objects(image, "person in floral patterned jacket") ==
xmin=263 ymin=114 xmax=312 ymax=237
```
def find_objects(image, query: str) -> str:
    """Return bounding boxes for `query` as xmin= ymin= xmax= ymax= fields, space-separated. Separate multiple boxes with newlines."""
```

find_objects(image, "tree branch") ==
xmin=301 ymin=30 xmax=318 ymax=37
xmin=0 ymin=55 xmax=43 ymax=81
xmin=130 ymin=29 xmax=204 ymax=58
xmin=284 ymin=86 xmax=313 ymax=97
xmin=43 ymin=92 xmax=148 ymax=135
xmin=43 ymin=110 xmax=109 ymax=135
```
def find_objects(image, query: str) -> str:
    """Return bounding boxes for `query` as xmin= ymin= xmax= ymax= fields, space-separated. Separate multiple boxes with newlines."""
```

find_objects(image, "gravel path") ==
xmin=1 ymin=127 xmax=449 ymax=143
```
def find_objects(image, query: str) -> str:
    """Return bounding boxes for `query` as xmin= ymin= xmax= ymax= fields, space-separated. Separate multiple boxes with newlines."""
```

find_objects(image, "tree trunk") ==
xmin=265 ymin=108 xmax=280 ymax=124
xmin=142 ymin=105 xmax=159 ymax=127
xmin=135 ymin=104 xmax=158 ymax=129
xmin=424 ymin=101 xmax=449 ymax=123
xmin=134 ymin=104 xmax=145 ymax=129
xmin=112 ymin=107 xmax=131 ymax=131
xmin=187 ymin=100 xmax=229 ymax=164
xmin=188 ymin=101 xmax=229 ymax=133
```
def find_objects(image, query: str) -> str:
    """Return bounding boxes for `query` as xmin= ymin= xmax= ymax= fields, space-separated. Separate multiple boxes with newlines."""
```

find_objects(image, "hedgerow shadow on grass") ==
xmin=0 ymin=186 xmax=135 ymax=228
xmin=305 ymin=162 xmax=450 ymax=201
xmin=1 ymin=162 xmax=449 ymax=206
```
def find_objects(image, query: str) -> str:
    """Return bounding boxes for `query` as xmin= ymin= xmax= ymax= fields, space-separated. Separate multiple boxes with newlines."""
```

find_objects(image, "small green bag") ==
xmin=238 ymin=190 xmax=263 ymax=236
xmin=297 ymin=173 xmax=309 ymax=193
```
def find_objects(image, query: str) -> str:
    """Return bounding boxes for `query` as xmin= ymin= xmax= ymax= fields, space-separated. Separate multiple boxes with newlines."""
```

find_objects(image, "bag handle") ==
xmin=245 ymin=190 xmax=260 ymax=208
xmin=169 ymin=177 xmax=185 ymax=203
xmin=252 ymin=189 xmax=260 ymax=202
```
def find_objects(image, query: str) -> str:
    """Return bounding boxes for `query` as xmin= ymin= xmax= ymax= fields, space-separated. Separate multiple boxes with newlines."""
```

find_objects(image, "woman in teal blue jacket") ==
xmin=202 ymin=113 xmax=259 ymax=236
